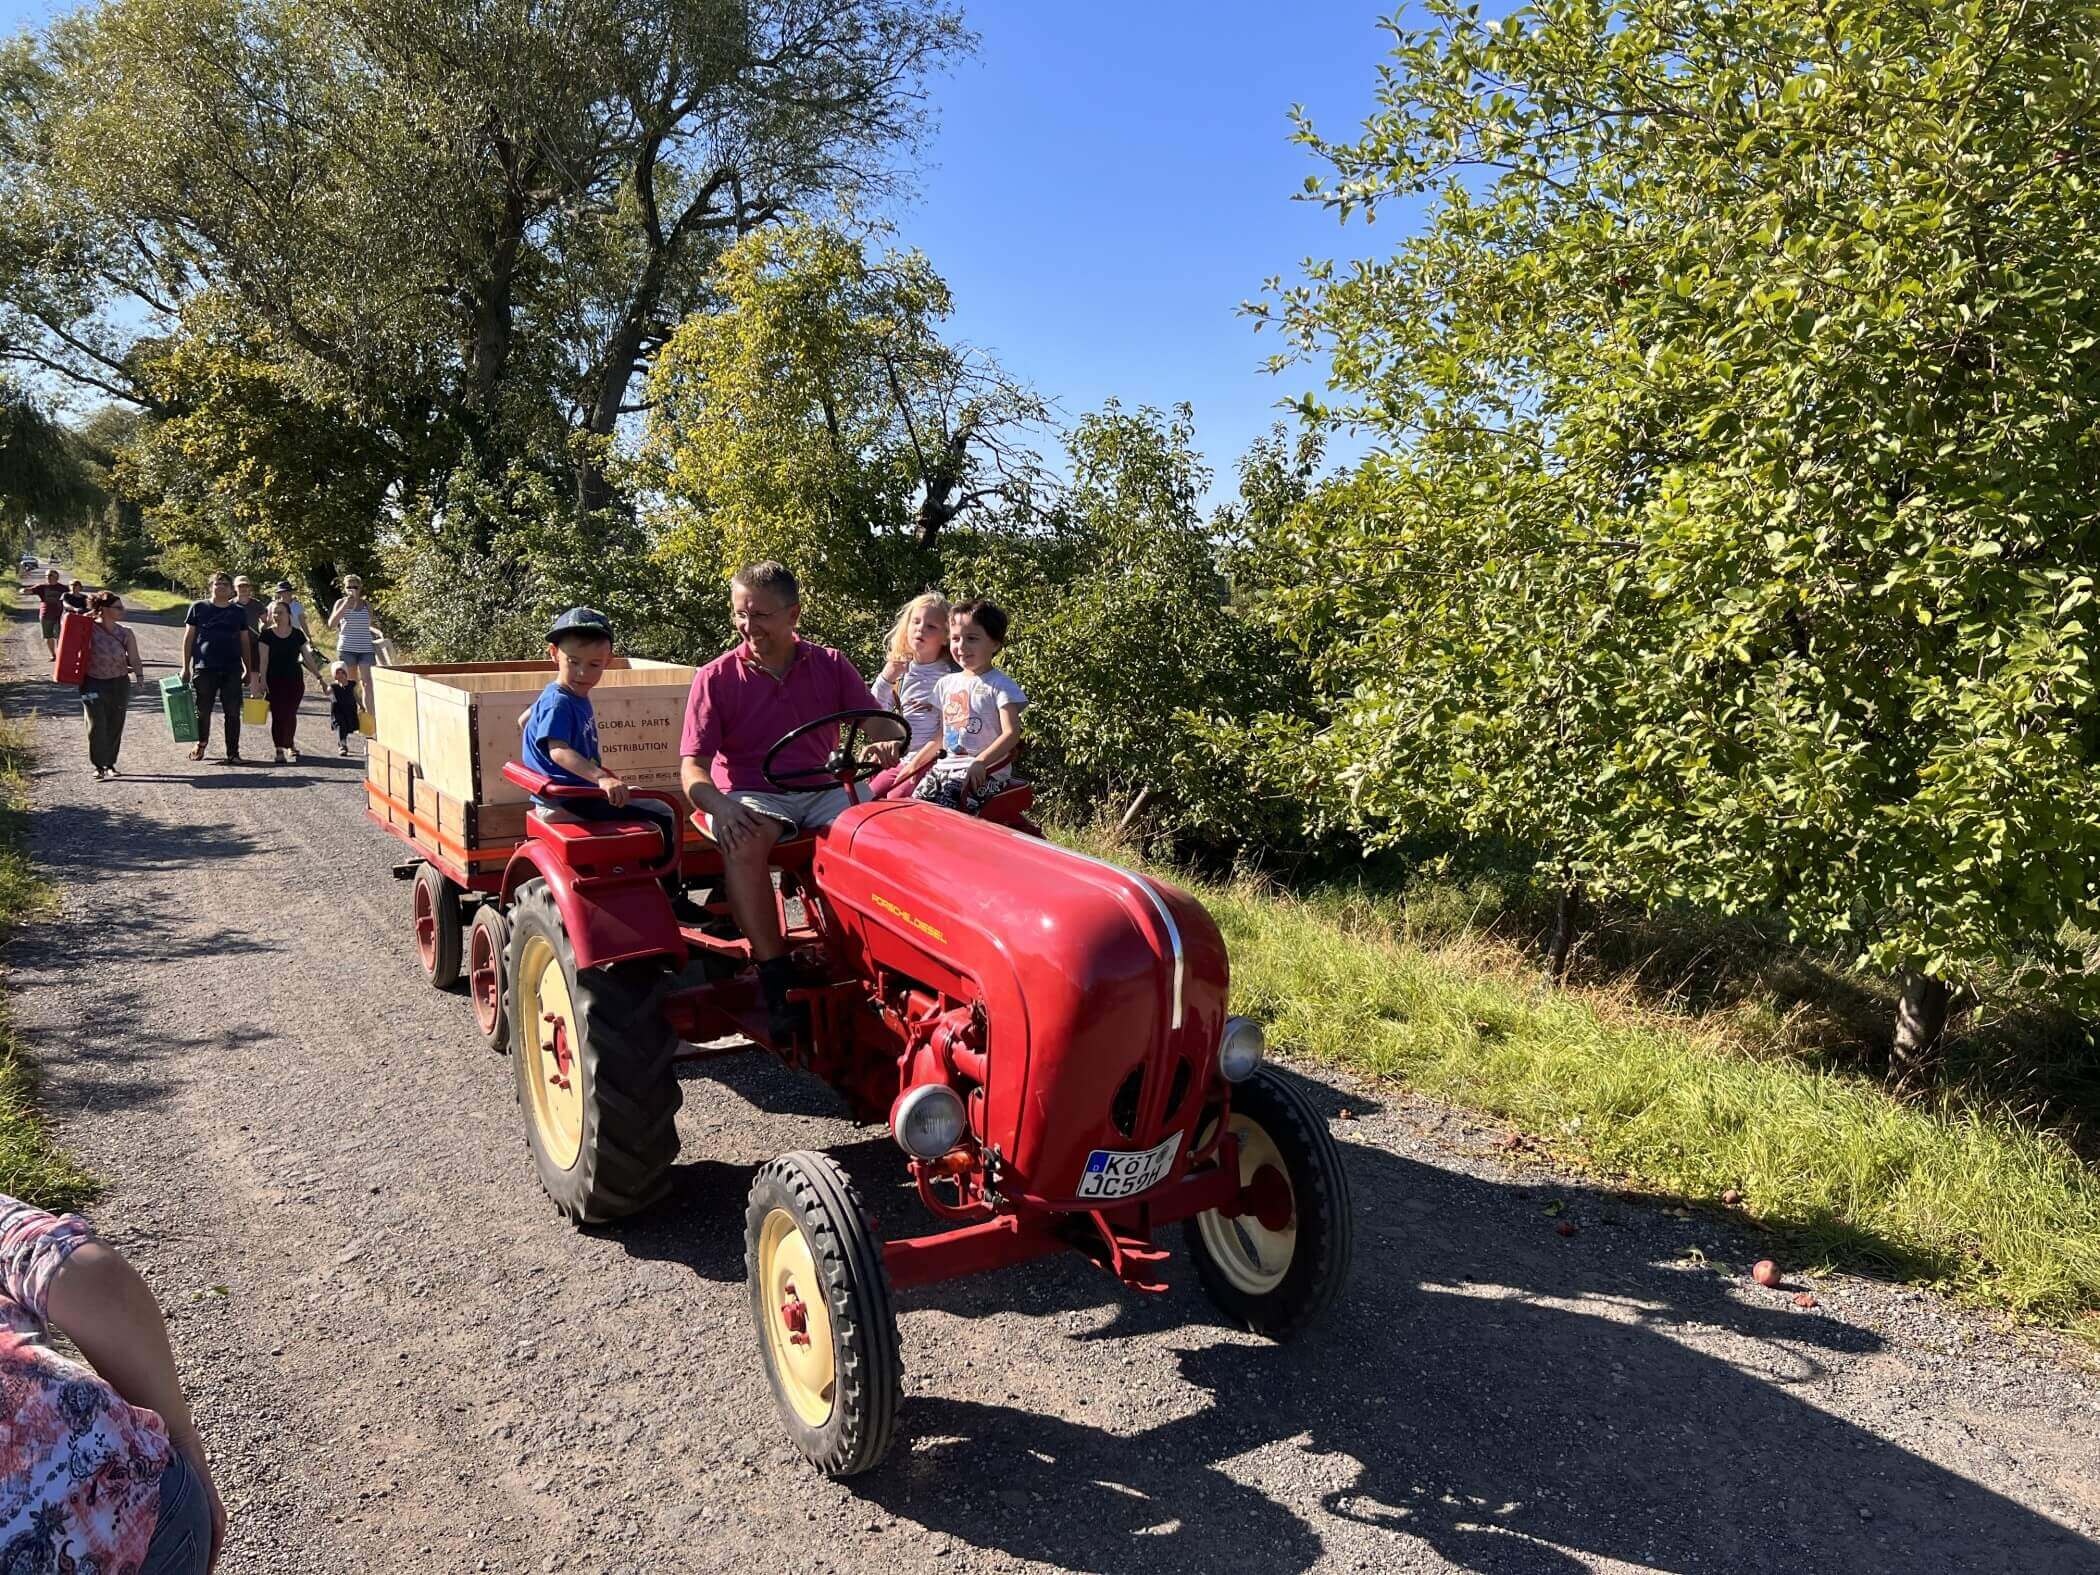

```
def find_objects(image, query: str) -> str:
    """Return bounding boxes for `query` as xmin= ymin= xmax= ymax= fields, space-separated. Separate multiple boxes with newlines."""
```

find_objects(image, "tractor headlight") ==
xmin=1217 ymin=1016 xmax=1265 ymax=1083
xmin=892 ymin=1083 xmax=967 ymax=1159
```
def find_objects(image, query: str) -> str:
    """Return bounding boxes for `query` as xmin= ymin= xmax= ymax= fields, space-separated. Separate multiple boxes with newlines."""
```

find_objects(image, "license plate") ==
xmin=1076 ymin=1132 xmax=1182 ymax=1200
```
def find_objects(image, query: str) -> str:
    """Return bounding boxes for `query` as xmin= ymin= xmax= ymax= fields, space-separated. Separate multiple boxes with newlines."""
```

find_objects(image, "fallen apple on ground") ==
xmin=1753 ymin=1259 xmax=1780 ymax=1287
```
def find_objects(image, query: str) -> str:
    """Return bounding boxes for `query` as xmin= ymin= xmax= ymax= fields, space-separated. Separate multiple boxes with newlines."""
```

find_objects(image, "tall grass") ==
xmin=1071 ymin=830 xmax=2100 ymax=1338
xmin=0 ymin=712 xmax=96 ymax=1211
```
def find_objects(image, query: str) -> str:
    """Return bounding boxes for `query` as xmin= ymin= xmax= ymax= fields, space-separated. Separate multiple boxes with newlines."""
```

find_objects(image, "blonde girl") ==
xmin=868 ymin=591 xmax=955 ymax=798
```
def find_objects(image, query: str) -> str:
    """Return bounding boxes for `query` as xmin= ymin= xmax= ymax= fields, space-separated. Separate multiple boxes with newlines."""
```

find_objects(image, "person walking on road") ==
xmin=272 ymin=579 xmax=311 ymax=637
xmin=24 ymin=568 xmax=66 ymax=659
xmin=326 ymin=575 xmax=380 ymax=714
xmin=0 ymin=1192 xmax=229 ymax=1573
xmin=326 ymin=662 xmax=361 ymax=755
xmin=230 ymin=576 xmax=267 ymax=637
xmin=80 ymin=591 xmax=145 ymax=781
xmin=180 ymin=572 xmax=257 ymax=764
xmin=253 ymin=599 xmax=324 ymax=764
xmin=61 ymin=578 xmax=90 ymax=617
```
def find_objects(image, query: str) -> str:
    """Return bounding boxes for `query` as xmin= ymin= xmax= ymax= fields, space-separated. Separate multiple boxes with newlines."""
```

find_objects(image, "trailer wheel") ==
xmin=1184 ymin=1066 xmax=1353 ymax=1339
xmin=745 ymin=1151 xmax=901 ymax=1477
xmin=412 ymin=864 xmax=463 ymax=989
xmin=468 ymin=904 xmax=510 ymax=1053
xmin=506 ymin=879 xmax=681 ymax=1223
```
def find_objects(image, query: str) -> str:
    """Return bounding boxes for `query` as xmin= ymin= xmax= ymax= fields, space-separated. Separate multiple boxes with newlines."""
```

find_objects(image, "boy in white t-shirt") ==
xmin=912 ymin=599 xmax=1026 ymax=815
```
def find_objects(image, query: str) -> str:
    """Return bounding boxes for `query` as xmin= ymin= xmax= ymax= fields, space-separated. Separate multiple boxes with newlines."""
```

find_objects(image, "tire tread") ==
xmin=1184 ymin=1065 xmax=1354 ymax=1338
xmin=506 ymin=880 xmax=681 ymax=1223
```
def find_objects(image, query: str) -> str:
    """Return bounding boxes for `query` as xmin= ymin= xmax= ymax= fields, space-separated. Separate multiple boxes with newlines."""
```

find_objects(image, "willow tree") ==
xmin=1256 ymin=0 xmax=2100 ymax=1071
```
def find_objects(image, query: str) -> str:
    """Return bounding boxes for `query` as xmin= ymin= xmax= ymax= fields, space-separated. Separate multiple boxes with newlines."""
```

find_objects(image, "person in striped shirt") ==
xmin=326 ymin=574 xmax=383 ymax=713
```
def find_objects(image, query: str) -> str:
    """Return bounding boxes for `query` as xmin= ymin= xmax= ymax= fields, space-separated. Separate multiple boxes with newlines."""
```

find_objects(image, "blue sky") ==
xmin=887 ymin=2 xmax=1405 ymax=501
xmin=2 ymin=0 xmax=1411 ymax=502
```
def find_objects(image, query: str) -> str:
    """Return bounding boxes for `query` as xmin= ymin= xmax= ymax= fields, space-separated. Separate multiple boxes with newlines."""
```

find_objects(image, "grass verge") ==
xmin=0 ymin=712 xmax=96 ymax=1211
xmin=111 ymin=586 xmax=192 ymax=616
xmin=1067 ymin=829 xmax=2100 ymax=1341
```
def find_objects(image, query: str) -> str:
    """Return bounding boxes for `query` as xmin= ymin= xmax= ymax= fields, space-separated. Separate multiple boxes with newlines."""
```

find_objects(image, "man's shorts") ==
xmin=727 ymin=785 xmax=856 ymax=837
xmin=38 ymin=617 xmax=59 ymax=640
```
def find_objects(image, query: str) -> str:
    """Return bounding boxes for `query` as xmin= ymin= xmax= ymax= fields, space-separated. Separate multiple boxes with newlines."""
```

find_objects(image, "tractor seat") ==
xmin=688 ymin=810 xmax=819 ymax=872
xmin=977 ymin=782 xmax=1035 ymax=827
xmin=525 ymin=810 xmax=666 ymax=868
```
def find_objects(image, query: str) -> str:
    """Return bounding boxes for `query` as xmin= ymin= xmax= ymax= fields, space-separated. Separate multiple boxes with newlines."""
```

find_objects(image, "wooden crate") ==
xmin=371 ymin=667 xmax=424 ymax=762
xmin=432 ymin=784 xmax=529 ymax=849
xmin=364 ymin=740 xmax=417 ymax=832
xmin=410 ymin=659 xmax=695 ymax=809
xmin=392 ymin=780 xmax=529 ymax=871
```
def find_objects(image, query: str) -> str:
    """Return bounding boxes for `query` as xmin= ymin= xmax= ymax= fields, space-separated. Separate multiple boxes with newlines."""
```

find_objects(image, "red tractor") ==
xmin=391 ymin=709 xmax=1353 ymax=1475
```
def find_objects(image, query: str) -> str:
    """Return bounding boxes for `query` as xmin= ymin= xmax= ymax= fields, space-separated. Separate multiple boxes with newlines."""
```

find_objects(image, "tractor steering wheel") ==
xmin=762 ymin=707 xmax=910 ymax=793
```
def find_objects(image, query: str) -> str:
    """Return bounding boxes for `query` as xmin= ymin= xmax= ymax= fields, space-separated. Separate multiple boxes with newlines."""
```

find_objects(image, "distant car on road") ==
xmin=18 ymin=556 xmax=37 ymax=572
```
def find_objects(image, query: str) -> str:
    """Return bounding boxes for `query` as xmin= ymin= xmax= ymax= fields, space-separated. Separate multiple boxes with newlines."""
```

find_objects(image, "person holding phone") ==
xmin=326 ymin=575 xmax=381 ymax=714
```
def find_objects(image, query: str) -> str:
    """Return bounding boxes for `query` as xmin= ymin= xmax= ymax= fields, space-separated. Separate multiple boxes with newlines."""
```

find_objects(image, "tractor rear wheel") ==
xmin=468 ymin=904 xmax=510 ymax=1054
xmin=412 ymin=863 xmax=462 ymax=989
xmin=505 ymin=879 xmax=681 ymax=1223
xmin=1184 ymin=1065 xmax=1353 ymax=1338
xmin=745 ymin=1151 xmax=902 ymax=1477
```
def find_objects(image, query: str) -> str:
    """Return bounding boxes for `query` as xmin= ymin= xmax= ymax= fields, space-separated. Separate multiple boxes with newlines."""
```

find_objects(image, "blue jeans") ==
xmin=137 ymin=1448 xmax=212 ymax=1575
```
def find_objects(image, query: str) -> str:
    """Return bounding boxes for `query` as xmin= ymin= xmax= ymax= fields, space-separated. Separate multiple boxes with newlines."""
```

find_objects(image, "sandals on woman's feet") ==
xmin=188 ymin=745 xmax=205 ymax=761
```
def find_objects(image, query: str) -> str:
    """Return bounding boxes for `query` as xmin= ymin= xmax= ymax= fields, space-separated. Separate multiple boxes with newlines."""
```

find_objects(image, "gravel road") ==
xmin=7 ymin=604 xmax=2099 ymax=1574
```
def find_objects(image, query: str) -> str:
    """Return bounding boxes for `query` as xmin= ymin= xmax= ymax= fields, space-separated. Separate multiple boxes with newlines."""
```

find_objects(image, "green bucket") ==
xmin=160 ymin=674 xmax=198 ymax=744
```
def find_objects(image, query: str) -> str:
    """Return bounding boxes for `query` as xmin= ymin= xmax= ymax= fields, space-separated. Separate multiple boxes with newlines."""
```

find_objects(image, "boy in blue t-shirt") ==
xmin=521 ymin=609 xmax=685 ymax=886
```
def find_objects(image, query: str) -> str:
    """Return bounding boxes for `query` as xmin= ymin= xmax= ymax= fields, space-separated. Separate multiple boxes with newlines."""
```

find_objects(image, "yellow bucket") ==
xmin=241 ymin=696 xmax=269 ymax=725
xmin=357 ymin=710 xmax=376 ymax=737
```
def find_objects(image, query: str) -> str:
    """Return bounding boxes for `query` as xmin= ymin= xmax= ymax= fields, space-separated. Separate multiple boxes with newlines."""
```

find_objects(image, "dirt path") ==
xmin=6 ymin=604 xmax=2098 ymax=1574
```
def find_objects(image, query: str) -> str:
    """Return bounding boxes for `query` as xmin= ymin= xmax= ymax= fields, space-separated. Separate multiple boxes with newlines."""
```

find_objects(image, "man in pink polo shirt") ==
xmin=680 ymin=561 xmax=900 ymax=1038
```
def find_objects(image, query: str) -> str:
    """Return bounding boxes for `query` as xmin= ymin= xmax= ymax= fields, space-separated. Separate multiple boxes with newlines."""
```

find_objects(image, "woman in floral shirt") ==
xmin=0 ymin=1195 xmax=225 ymax=1572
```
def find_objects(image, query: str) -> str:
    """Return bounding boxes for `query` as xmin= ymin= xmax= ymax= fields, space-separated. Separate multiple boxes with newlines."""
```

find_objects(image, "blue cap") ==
xmin=546 ymin=606 xmax=614 ymax=642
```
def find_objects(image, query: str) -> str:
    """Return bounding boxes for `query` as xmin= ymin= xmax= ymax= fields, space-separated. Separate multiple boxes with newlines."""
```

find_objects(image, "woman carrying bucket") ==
xmin=253 ymin=600 xmax=325 ymax=764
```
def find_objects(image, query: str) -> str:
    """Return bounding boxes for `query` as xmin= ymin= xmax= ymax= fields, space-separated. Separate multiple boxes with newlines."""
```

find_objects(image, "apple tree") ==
xmin=1254 ymin=0 xmax=2100 ymax=1071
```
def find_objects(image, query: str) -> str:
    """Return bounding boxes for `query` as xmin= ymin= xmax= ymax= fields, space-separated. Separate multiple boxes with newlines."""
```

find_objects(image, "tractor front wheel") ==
xmin=506 ymin=879 xmax=681 ymax=1223
xmin=745 ymin=1151 xmax=902 ymax=1477
xmin=469 ymin=904 xmax=510 ymax=1053
xmin=1184 ymin=1066 xmax=1353 ymax=1338
xmin=412 ymin=863 xmax=463 ymax=989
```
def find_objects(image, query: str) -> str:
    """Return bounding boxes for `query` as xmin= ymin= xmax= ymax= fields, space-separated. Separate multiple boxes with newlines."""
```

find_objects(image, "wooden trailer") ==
xmin=365 ymin=657 xmax=698 ymax=894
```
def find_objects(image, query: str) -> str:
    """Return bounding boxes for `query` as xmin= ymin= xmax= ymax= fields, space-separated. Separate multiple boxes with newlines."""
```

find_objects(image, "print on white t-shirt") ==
xmin=929 ymin=668 xmax=1027 ymax=786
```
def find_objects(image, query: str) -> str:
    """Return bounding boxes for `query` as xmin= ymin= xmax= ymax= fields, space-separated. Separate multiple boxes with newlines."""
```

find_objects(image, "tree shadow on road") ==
xmin=857 ymin=1123 xmax=2097 ymax=1572
xmin=571 ymin=1025 xmax=2096 ymax=1573
xmin=848 ymin=1064 xmax=2091 ymax=1573
xmin=12 ymin=797 xmax=263 ymax=881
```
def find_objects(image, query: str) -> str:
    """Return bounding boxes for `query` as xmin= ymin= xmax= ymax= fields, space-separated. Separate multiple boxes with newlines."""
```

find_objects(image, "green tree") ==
xmin=640 ymin=222 xmax=1047 ymax=656
xmin=1254 ymin=0 xmax=2100 ymax=1070
xmin=116 ymin=306 xmax=397 ymax=596
xmin=970 ymin=403 xmax=1309 ymax=849
xmin=3 ymin=0 xmax=967 ymax=552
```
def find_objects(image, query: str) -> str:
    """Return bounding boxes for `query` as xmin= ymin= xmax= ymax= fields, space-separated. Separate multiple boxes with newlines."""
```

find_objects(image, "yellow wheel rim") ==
xmin=517 ymin=934 xmax=583 ymax=1171
xmin=757 ymin=1207 xmax=835 ymax=1428
xmin=1195 ymin=1114 xmax=1297 ymax=1296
